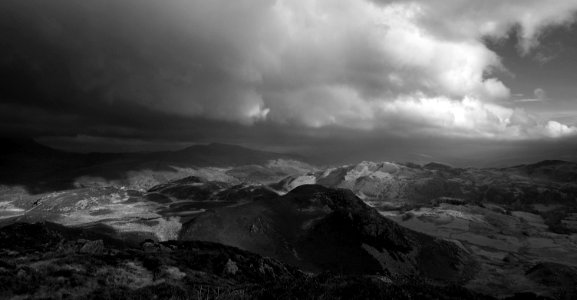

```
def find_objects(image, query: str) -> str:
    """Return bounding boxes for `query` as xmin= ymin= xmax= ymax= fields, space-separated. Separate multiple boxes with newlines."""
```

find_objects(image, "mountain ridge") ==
xmin=0 ymin=138 xmax=310 ymax=193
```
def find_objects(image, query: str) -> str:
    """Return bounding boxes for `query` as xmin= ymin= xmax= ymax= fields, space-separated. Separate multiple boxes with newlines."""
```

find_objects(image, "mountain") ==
xmin=277 ymin=160 xmax=577 ymax=229
xmin=268 ymin=160 xmax=577 ymax=298
xmin=0 ymin=137 xmax=62 ymax=156
xmin=180 ymin=184 xmax=475 ymax=283
xmin=0 ymin=139 xmax=312 ymax=193
xmin=510 ymin=160 xmax=577 ymax=183
xmin=164 ymin=143 xmax=304 ymax=166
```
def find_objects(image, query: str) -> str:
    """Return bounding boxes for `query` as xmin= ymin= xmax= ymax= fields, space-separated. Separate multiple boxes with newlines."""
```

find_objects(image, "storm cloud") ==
xmin=1 ymin=0 xmax=577 ymax=164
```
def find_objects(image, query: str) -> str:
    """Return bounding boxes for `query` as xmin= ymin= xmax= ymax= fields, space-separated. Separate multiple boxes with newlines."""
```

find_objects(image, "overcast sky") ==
xmin=1 ymin=0 xmax=577 ymax=166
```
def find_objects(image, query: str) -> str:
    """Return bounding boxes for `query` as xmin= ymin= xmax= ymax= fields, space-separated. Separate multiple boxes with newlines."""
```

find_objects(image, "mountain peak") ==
xmin=181 ymin=142 xmax=264 ymax=153
xmin=0 ymin=137 xmax=59 ymax=156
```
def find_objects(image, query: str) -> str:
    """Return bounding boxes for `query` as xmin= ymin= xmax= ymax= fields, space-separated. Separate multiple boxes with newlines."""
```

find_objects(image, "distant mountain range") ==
xmin=278 ymin=160 xmax=577 ymax=206
xmin=0 ymin=138 xmax=309 ymax=193
xmin=0 ymin=138 xmax=303 ymax=165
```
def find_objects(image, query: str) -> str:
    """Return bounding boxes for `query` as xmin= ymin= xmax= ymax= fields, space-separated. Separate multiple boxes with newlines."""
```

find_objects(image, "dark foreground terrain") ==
xmin=0 ymin=222 xmax=510 ymax=300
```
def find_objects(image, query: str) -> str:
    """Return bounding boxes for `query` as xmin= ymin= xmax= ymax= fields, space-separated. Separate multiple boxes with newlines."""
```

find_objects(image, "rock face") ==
xmin=0 ymin=222 xmax=495 ymax=300
xmin=180 ymin=185 xmax=475 ymax=283
xmin=224 ymin=259 xmax=239 ymax=275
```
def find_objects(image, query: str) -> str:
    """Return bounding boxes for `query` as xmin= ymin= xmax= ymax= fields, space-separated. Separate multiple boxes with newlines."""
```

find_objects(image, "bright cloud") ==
xmin=375 ymin=96 xmax=577 ymax=139
xmin=3 ymin=0 xmax=577 ymax=140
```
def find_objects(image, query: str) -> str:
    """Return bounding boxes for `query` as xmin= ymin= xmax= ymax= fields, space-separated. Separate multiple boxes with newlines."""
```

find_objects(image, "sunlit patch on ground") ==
xmin=0 ymin=186 xmax=183 ymax=241
xmin=0 ymin=201 xmax=25 ymax=219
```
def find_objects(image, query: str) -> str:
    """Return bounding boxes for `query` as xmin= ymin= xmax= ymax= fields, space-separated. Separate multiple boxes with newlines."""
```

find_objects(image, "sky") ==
xmin=1 ymin=0 xmax=577 ymax=166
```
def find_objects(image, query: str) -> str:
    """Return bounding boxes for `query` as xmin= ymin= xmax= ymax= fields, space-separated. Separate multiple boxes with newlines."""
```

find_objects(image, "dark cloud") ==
xmin=1 ymin=0 xmax=577 ymax=165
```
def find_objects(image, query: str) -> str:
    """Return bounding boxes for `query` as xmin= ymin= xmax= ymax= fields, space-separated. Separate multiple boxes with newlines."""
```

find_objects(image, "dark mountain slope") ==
xmin=512 ymin=160 xmax=577 ymax=183
xmin=179 ymin=185 xmax=475 ymax=283
xmin=162 ymin=143 xmax=301 ymax=167
xmin=0 ymin=137 xmax=62 ymax=156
